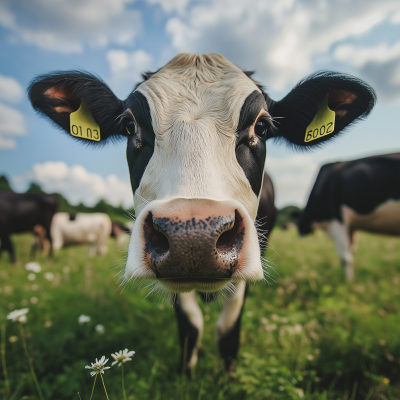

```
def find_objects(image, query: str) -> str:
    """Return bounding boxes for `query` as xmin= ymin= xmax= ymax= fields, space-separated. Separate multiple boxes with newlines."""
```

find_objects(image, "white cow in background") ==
xmin=51 ymin=212 xmax=112 ymax=255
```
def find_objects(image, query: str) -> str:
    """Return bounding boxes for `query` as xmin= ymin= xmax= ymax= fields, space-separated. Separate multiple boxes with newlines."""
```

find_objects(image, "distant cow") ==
xmin=51 ymin=212 xmax=112 ymax=255
xmin=111 ymin=221 xmax=131 ymax=244
xmin=29 ymin=53 xmax=375 ymax=372
xmin=298 ymin=153 xmax=400 ymax=280
xmin=0 ymin=192 xmax=58 ymax=262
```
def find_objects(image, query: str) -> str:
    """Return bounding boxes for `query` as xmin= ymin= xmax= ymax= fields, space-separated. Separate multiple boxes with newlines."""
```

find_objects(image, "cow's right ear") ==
xmin=28 ymin=71 xmax=126 ymax=144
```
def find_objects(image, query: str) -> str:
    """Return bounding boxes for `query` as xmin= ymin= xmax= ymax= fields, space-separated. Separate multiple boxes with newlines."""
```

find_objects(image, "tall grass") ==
xmin=0 ymin=229 xmax=399 ymax=399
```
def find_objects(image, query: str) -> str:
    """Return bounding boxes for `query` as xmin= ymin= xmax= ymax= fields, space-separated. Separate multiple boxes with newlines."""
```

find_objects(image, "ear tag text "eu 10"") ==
xmin=304 ymin=95 xmax=335 ymax=143
xmin=70 ymin=101 xmax=100 ymax=141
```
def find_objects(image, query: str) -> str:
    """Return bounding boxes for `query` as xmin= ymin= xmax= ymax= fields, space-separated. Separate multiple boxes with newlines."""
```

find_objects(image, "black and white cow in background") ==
xmin=0 ymin=192 xmax=58 ymax=262
xmin=28 ymin=53 xmax=375 ymax=373
xmin=298 ymin=153 xmax=400 ymax=281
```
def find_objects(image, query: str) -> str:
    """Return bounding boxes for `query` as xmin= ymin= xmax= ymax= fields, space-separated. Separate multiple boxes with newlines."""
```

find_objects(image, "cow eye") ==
xmin=254 ymin=120 xmax=268 ymax=139
xmin=126 ymin=120 xmax=136 ymax=135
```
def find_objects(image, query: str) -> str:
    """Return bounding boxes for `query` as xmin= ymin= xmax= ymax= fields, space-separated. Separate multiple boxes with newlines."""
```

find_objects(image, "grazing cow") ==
xmin=31 ymin=224 xmax=51 ymax=257
xmin=28 ymin=53 xmax=375 ymax=372
xmin=0 ymin=192 xmax=58 ymax=262
xmin=111 ymin=221 xmax=131 ymax=244
xmin=297 ymin=153 xmax=400 ymax=281
xmin=51 ymin=212 xmax=112 ymax=255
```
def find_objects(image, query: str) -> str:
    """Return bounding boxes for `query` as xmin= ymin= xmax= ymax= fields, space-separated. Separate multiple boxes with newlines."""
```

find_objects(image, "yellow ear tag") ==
xmin=304 ymin=95 xmax=335 ymax=143
xmin=70 ymin=101 xmax=100 ymax=141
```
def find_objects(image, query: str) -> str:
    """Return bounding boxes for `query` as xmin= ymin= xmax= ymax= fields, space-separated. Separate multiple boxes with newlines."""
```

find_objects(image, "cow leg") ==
xmin=45 ymin=227 xmax=53 ymax=257
xmin=329 ymin=221 xmax=355 ymax=281
xmin=30 ymin=234 xmax=39 ymax=258
xmin=174 ymin=291 xmax=203 ymax=376
xmin=216 ymin=281 xmax=246 ymax=371
xmin=1 ymin=235 xmax=15 ymax=263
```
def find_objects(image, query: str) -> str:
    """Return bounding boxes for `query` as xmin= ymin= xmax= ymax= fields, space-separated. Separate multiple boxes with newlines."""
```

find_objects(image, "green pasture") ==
xmin=1 ymin=229 xmax=399 ymax=399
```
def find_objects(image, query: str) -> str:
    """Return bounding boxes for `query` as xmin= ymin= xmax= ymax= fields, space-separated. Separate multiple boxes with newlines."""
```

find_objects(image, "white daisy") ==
xmin=78 ymin=315 xmax=91 ymax=324
xmin=111 ymin=348 xmax=135 ymax=367
xmin=95 ymin=324 xmax=105 ymax=334
xmin=25 ymin=262 xmax=41 ymax=273
xmin=85 ymin=356 xmax=111 ymax=377
xmin=7 ymin=308 xmax=29 ymax=323
xmin=44 ymin=272 xmax=54 ymax=281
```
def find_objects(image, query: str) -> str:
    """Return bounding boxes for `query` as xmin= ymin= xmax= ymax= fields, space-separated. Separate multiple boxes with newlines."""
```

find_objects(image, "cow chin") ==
xmin=123 ymin=199 xmax=264 ymax=294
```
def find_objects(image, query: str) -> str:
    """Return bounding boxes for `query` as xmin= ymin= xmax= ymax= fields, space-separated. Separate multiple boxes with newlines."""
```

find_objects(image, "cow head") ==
xmin=28 ymin=53 xmax=375 ymax=294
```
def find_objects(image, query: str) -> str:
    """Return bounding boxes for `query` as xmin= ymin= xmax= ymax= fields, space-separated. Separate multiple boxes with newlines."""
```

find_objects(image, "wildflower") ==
xmin=9 ymin=336 xmax=18 ymax=343
xmin=112 ymin=349 xmax=135 ymax=400
xmin=95 ymin=324 xmax=105 ymax=334
xmin=78 ymin=315 xmax=91 ymax=324
xmin=293 ymin=324 xmax=302 ymax=333
xmin=7 ymin=308 xmax=29 ymax=323
xmin=383 ymin=378 xmax=390 ymax=384
xmin=306 ymin=354 xmax=314 ymax=361
xmin=86 ymin=357 xmax=111 ymax=400
xmin=30 ymin=297 xmax=38 ymax=304
xmin=44 ymin=272 xmax=54 ymax=281
xmin=25 ymin=262 xmax=41 ymax=273
xmin=296 ymin=388 xmax=304 ymax=397
xmin=28 ymin=274 xmax=36 ymax=281
xmin=85 ymin=356 xmax=111 ymax=377
xmin=111 ymin=348 xmax=135 ymax=367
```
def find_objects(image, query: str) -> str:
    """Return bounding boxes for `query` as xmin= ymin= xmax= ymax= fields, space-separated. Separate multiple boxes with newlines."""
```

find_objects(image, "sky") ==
xmin=0 ymin=0 xmax=399 ymax=209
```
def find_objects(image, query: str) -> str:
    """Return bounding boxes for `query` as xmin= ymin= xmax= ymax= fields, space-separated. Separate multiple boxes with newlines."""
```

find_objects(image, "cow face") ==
xmin=28 ymin=53 xmax=376 ymax=294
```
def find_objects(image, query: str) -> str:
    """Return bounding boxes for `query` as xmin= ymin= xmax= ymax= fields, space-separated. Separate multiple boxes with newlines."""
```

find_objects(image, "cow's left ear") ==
xmin=28 ymin=71 xmax=126 ymax=145
xmin=267 ymin=71 xmax=376 ymax=147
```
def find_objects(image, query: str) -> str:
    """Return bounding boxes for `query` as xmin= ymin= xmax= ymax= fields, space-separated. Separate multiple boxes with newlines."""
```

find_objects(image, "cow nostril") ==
xmin=216 ymin=210 xmax=244 ymax=256
xmin=144 ymin=212 xmax=170 ymax=258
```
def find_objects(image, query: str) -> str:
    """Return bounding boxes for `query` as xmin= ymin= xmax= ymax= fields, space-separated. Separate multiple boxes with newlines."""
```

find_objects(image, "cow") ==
xmin=111 ymin=221 xmax=131 ymax=244
xmin=31 ymin=224 xmax=51 ymax=257
xmin=297 ymin=153 xmax=400 ymax=281
xmin=51 ymin=212 xmax=112 ymax=255
xmin=0 ymin=192 xmax=58 ymax=262
xmin=28 ymin=53 xmax=375 ymax=373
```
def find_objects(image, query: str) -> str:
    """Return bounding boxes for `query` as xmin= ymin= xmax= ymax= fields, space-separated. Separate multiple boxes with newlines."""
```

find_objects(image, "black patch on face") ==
xmin=236 ymin=91 xmax=268 ymax=196
xmin=125 ymin=91 xmax=155 ymax=193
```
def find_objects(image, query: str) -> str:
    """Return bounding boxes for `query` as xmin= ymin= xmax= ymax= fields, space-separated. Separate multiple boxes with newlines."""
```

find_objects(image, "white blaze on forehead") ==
xmin=135 ymin=53 xmax=263 ymax=219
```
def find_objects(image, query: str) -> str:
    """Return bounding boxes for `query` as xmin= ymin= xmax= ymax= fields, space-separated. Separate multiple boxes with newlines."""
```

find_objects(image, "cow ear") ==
xmin=28 ymin=71 xmax=126 ymax=144
xmin=267 ymin=71 xmax=376 ymax=148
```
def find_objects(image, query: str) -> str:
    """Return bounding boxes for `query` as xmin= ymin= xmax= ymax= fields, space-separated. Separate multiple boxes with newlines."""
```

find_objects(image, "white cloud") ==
xmin=334 ymin=41 xmax=400 ymax=101
xmin=23 ymin=162 xmax=133 ymax=207
xmin=166 ymin=0 xmax=400 ymax=97
xmin=334 ymin=41 xmax=400 ymax=68
xmin=0 ymin=74 xmax=24 ymax=103
xmin=147 ymin=0 xmax=189 ymax=13
xmin=265 ymin=155 xmax=320 ymax=208
xmin=107 ymin=49 xmax=153 ymax=98
xmin=0 ymin=102 xmax=26 ymax=149
xmin=0 ymin=0 xmax=141 ymax=53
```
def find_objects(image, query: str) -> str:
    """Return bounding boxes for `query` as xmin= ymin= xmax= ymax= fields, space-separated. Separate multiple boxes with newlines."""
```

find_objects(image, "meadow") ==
xmin=0 ymin=228 xmax=399 ymax=400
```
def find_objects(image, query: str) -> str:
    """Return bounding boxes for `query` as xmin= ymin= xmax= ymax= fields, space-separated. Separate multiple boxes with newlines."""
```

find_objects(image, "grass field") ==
xmin=1 ymin=228 xmax=399 ymax=400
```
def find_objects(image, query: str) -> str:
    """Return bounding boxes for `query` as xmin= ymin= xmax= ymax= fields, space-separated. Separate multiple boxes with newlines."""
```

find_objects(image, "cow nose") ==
xmin=143 ymin=208 xmax=245 ymax=280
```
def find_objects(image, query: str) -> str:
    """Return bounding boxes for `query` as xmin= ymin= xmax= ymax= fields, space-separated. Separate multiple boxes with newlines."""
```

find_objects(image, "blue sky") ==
xmin=0 ymin=0 xmax=399 ymax=208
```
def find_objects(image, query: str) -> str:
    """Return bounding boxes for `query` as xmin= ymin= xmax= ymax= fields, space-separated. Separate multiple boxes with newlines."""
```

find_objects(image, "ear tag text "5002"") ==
xmin=305 ymin=95 xmax=335 ymax=143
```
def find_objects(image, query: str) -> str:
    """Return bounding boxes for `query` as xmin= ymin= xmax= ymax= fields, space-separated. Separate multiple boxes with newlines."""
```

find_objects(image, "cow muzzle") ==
xmin=128 ymin=198 xmax=260 ymax=293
